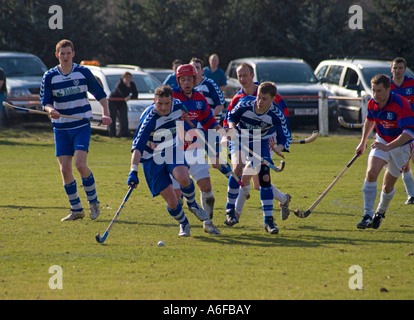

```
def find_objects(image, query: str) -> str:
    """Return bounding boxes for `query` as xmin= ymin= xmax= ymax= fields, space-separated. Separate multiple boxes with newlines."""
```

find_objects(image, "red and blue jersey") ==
xmin=390 ymin=76 xmax=414 ymax=108
xmin=172 ymin=87 xmax=218 ymax=149
xmin=367 ymin=92 xmax=414 ymax=144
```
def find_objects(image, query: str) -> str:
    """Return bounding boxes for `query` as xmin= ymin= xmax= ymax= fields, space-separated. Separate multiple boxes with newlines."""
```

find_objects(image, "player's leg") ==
xmin=372 ymin=154 xmax=402 ymax=229
xmin=58 ymin=155 xmax=85 ymax=221
xmin=172 ymin=164 xmax=208 ymax=222
xmin=160 ymin=184 xmax=190 ymax=237
xmin=73 ymin=126 xmax=100 ymax=220
xmin=401 ymin=159 xmax=414 ymax=204
xmin=259 ymin=164 xmax=278 ymax=234
xmin=357 ymin=155 xmax=386 ymax=229
xmin=225 ymin=150 xmax=244 ymax=226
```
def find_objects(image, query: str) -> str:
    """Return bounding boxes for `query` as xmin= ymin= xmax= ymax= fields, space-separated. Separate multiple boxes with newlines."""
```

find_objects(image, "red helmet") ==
xmin=176 ymin=64 xmax=197 ymax=83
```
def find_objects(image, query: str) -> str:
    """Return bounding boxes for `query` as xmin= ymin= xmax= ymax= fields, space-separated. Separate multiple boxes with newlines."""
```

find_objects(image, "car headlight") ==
xmin=8 ymin=88 xmax=30 ymax=98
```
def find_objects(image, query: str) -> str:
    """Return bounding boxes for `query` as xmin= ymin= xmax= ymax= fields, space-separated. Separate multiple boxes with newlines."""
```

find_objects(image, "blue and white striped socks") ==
xmin=64 ymin=180 xmax=83 ymax=212
xmin=167 ymin=202 xmax=189 ymax=225
xmin=260 ymin=186 xmax=274 ymax=222
xmin=82 ymin=173 xmax=98 ymax=203
xmin=180 ymin=179 xmax=196 ymax=207
xmin=226 ymin=175 xmax=240 ymax=210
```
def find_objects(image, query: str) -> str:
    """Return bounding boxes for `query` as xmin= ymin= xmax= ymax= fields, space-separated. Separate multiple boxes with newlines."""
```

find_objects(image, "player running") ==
xmin=127 ymin=85 xmax=208 ymax=237
xmin=189 ymin=57 xmax=233 ymax=180
xmin=226 ymin=82 xmax=292 ymax=234
xmin=40 ymin=39 xmax=112 ymax=221
xmin=356 ymin=74 xmax=414 ymax=230
xmin=224 ymin=63 xmax=291 ymax=221
xmin=172 ymin=64 xmax=224 ymax=235
xmin=390 ymin=57 xmax=414 ymax=204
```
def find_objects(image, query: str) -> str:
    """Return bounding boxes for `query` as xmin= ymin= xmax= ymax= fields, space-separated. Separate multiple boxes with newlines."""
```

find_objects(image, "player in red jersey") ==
xmin=172 ymin=64 xmax=223 ymax=235
xmin=390 ymin=57 xmax=414 ymax=204
xmin=356 ymin=74 xmax=414 ymax=230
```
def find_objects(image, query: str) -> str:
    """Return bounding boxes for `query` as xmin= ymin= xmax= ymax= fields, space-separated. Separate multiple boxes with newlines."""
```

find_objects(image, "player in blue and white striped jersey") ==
xmin=226 ymin=82 xmax=292 ymax=234
xmin=41 ymin=39 xmax=112 ymax=222
xmin=128 ymin=85 xmax=208 ymax=237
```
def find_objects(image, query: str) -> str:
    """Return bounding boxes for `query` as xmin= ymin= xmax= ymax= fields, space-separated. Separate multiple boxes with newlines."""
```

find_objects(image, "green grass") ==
xmin=0 ymin=123 xmax=413 ymax=300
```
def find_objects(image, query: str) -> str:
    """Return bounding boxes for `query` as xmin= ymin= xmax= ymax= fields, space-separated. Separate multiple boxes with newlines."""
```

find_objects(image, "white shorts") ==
xmin=186 ymin=148 xmax=210 ymax=181
xmin=171 ymin=148 xmax=210 ymax=189
xmin=369 ymin=134 xmax=413 ymax=178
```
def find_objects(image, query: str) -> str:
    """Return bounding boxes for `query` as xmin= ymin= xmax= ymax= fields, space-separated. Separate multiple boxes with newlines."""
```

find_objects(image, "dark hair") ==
xmin=392 ymin=57 xmax=407 ymax=68
xmin=258 ymin=81 xmax=277 ymax=96
xmin=189 ymin=57 xmax=203 ymax=68
xmin=154 ymin=85 xmax=173 ymax=98
xmin=371 ymin=74 xmax=390 ymax=89
xmin=121 ymin=71 xmax=132 ymax=79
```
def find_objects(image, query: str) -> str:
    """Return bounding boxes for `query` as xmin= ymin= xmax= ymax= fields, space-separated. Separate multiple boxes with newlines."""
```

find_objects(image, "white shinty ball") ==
xmin=157 ymin=240 xmax=165 ymax=247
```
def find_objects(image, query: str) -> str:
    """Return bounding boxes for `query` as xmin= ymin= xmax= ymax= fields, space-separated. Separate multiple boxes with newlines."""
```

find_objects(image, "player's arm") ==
xmin=97 ymin=97 xmax=112 ymax=126
xmin=127 ymin=149 xmax=141 ymax=188
xmin=371 ymin=131 xmax=414 ymax=152
xmin=356 ymin=118 xmax=375 ymax=155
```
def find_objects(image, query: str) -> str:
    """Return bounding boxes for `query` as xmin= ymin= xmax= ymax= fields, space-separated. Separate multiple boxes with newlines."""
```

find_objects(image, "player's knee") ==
xmin=258 ymin=164 xmax=271 ymax=188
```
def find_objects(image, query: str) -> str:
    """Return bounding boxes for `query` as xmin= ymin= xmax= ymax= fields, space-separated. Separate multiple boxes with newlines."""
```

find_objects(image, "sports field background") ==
xmin=0 ymin=123 xmax=413 ymax=300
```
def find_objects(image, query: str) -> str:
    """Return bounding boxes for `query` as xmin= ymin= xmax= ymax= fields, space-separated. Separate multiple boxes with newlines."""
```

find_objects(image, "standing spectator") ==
xmin=203 ymin=54 xmax=227 ymax=92
xmin=108 ymin=71 xmax=138 ymax=137
xmin=163 ymin=59 xmax=182 ymax=88
xmin=0 ymin=67 xmax=6 ymax=126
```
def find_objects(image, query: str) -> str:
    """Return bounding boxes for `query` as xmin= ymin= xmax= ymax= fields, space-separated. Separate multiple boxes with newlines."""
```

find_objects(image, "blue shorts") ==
xmin=54 ymin=124 xmax=91 ymax=157
xmin=142 ymin=160 xmax=188 ymax=197
xmin=229 ymin=139 xmax=272 ymax=164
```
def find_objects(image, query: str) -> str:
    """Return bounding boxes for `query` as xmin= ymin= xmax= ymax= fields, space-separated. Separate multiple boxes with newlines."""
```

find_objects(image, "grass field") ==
xmin=0 ymin=123 xmax=413 ymax=301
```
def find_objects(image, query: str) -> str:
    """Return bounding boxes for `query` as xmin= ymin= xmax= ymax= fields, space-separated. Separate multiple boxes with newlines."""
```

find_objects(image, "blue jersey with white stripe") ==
xmin=194 ymin=77 xmax=225 ymax=111
xmin=40 ymin=63 xmax=106 ymax=130
xmin=228 ymin=95 xmax=291 ymax=151
xmin=132 ymin=98 xmax=186 ymax=163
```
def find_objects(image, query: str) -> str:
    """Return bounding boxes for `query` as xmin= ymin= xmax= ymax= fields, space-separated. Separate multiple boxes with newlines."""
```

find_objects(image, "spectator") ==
xmin=108 ymin=71 xmax=138 ymax=137
xmin=163 ymin=59 xmax=182 ymax=88
xmin=203 ymin=54 xmax=227 ymax=92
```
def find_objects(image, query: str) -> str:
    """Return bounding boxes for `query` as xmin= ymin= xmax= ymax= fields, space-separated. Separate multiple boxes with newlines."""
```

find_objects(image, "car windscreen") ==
xmin=256 ymin=62 xmax=319 ymax=84
xmin=106 ymin=74 xmax=160 ymax=93
xmin=0 ymin=57 xmax=47 ymax=77
xmin=361 ymin=67 xmax=414 ymax=82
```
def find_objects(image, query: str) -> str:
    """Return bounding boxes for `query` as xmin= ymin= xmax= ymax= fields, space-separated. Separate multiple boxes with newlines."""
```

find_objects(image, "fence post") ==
xmin=360 ymin=94 xmax=373 ymax=138
xmin=318 ymin=90 xmax=328 ymax=137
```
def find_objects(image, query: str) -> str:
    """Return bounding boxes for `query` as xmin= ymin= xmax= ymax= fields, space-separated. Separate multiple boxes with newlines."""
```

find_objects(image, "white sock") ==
xmin=272 ymin=184 xmax=287 ymax=203
xmin=402 ymin=171 xmax=414 ymax=198
xmin=362 ymin=180 xmax=377 ymax=217
xmin=201 ymin=189 xmax=214 ymax=222
xmin=235 ymin=184 xmax=250 ymax=216
xmin=376 ymin=188 xmax=395 ymax=213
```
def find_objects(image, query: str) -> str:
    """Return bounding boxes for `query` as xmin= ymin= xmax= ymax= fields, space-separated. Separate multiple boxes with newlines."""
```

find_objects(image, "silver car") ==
xmin=83 ymin=64 xmax=160 ymax=132
xmin=314 ymin=58 xmax=414 ymax=124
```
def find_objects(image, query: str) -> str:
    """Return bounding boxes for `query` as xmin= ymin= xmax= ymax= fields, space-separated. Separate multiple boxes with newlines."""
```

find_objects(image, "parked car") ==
xmin=224 ymin=57 xmax=339 ymax=130
xmin=0 ymin=51 xmax=48 ymax=122
xmin=82 ymin=63 xmax=160 ymax=132
xmin=143 ymin=68 xmax=172 ymax=84
xmin=314 ymin=58 xmax=414 ymax=124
